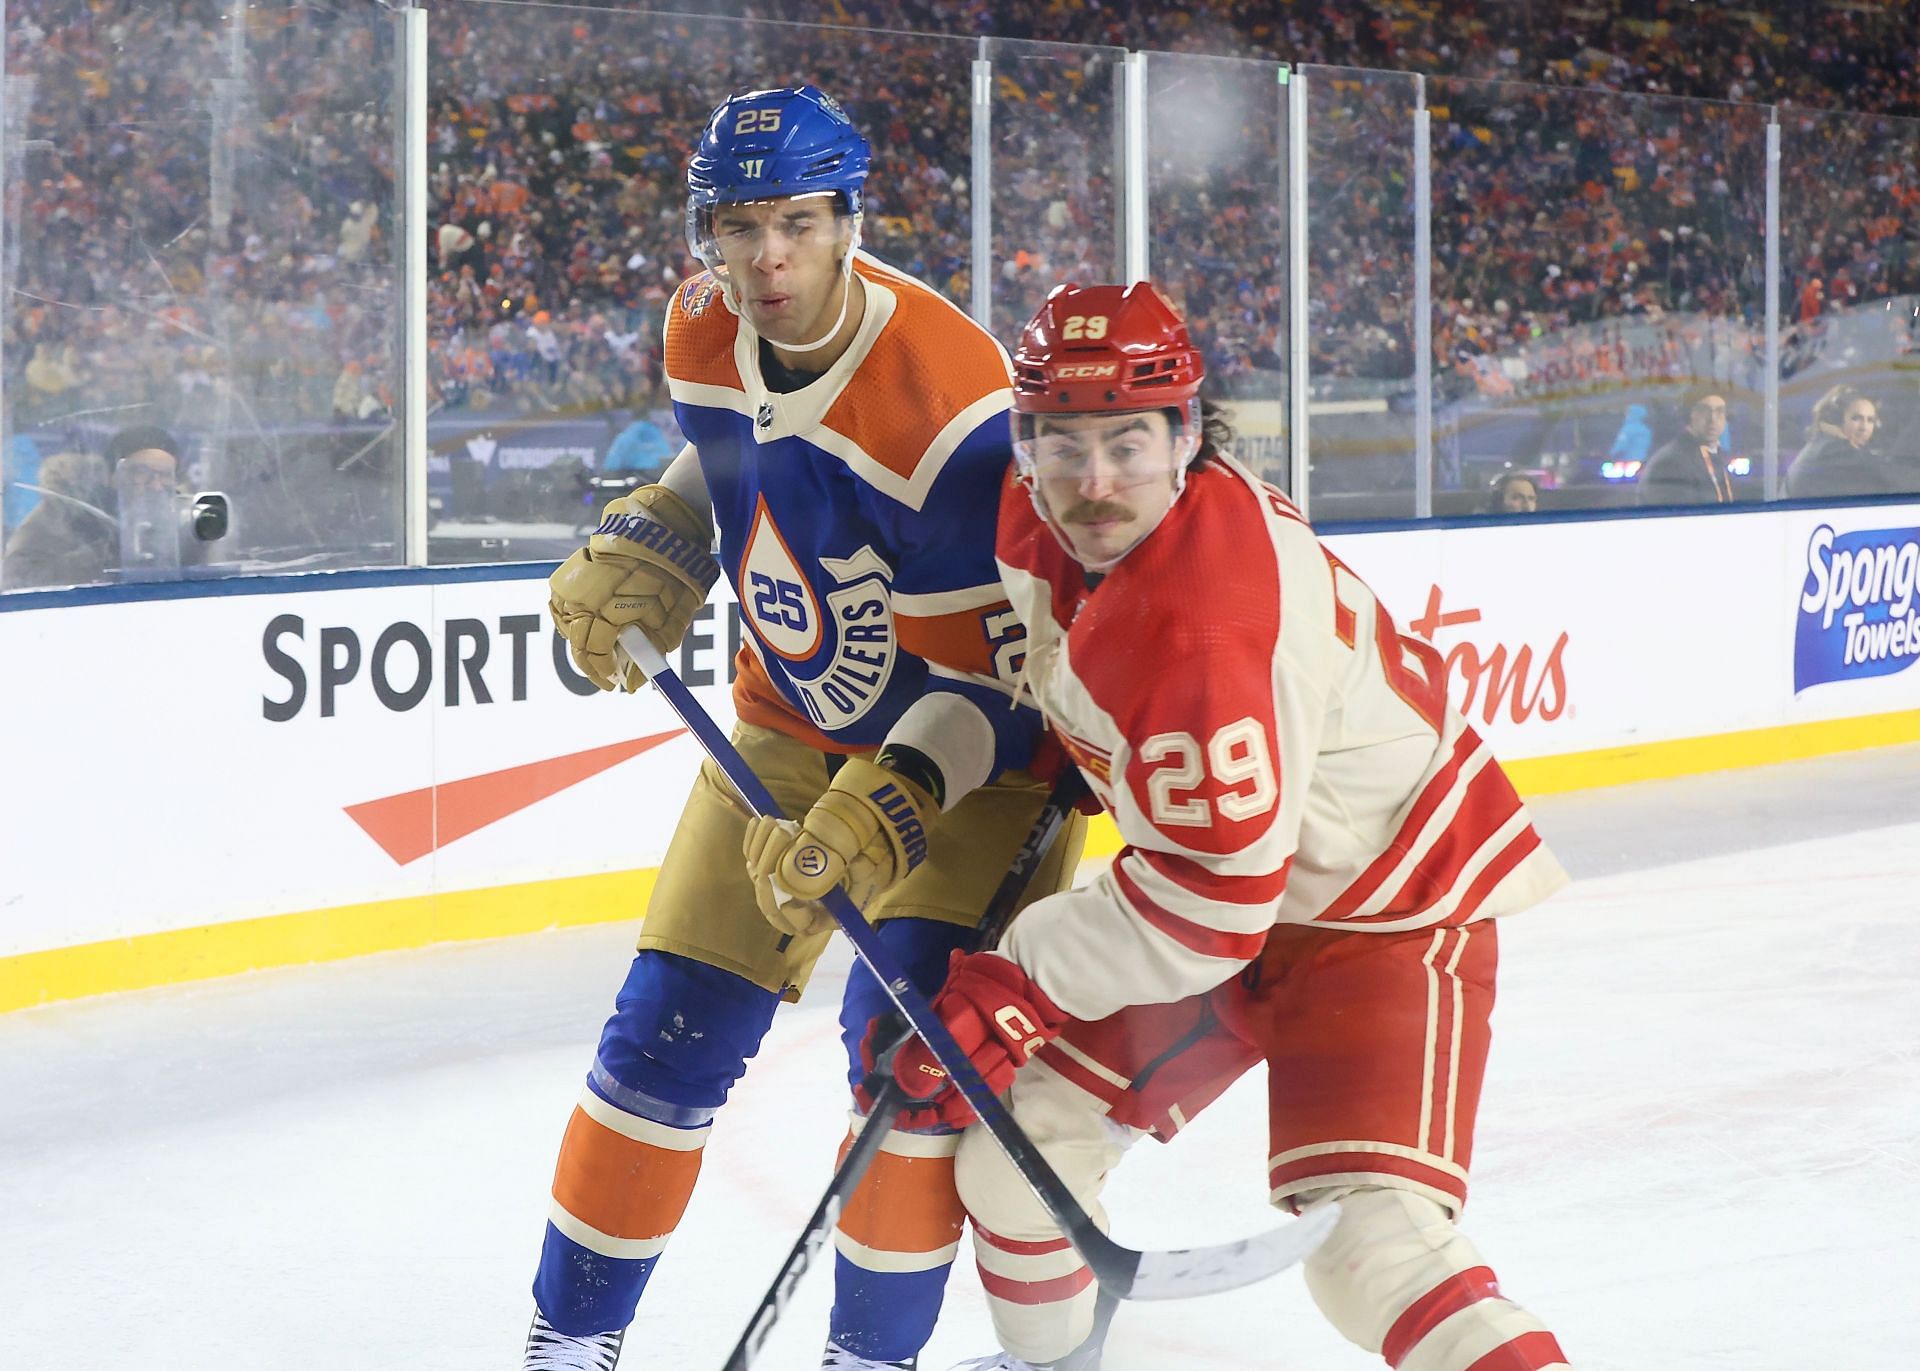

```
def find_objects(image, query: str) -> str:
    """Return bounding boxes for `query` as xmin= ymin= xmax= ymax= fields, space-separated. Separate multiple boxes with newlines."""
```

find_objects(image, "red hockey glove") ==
xmin=886 ymin=951 xmax=1070 ymax=1128
xmin=854 ymin=1011 xmax=949 ymax=1130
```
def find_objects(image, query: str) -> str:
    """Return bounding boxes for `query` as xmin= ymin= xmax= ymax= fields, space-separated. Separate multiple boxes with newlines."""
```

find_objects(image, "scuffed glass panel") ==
xmin=2 ymin=0 xmax=402 ymax=591
xmin=1427 ymin=81 xmax=1769 ymax=514
xmin=1300 ymin=66 xmax=1419 ymax=523
xmin=1145 ymin=52 xmax=1290 ymax=492
xmin=1776 ymin=107 xmax=1920 ymax=501
xmin=982 ymin=37 xmax=1124 ymax=345
xmin=423 ymin=4 xmax=974 ymax=562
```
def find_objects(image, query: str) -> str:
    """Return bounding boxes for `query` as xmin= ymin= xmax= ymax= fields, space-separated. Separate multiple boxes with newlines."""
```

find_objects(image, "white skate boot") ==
xmin=522 ymin=1310 xmax=625 ymax=1370
xmin=821 ymin=1339 xmax=916 ymax=1368
xmin=945 ymin=1354 xmax=1100 ymax=1371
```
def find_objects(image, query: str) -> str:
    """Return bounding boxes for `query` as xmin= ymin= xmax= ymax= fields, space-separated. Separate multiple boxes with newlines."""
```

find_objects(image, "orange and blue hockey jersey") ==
xmin=665 ymin=252 xmax=1042 ymax=780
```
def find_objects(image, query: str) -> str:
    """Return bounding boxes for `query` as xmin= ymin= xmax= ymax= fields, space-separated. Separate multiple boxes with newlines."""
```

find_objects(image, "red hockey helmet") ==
xmin=1010 ymin=281 xmax=1205 ymax=415
xmin=1009 ymin=282 xmax=1207 ymax=570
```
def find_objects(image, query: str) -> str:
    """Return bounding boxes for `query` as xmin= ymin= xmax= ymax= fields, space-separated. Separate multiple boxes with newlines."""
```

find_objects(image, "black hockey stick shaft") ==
xmin=721 ymin=779 xmax=1080 ymax=1371
xmin=620 ymin=627 xmax=1336 ymax=1307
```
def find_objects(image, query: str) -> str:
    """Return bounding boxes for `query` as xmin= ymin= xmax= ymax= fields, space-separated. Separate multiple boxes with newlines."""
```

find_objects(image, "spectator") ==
xmin=1 ymin=451 xmax=114 ymax=590
xmin=338 ymin=200 xmax=380 ymax=265
xmin=1785 ymin=384 xmax=1910 ymax=498
xmin=1638 ymin=387 xmax=1734 ymax=505
xmin=332 ymin=360 xmax=378 ymax=421
xmin=103 ymin=425 xmax=183 ymax=481
xmin=525 ymin=310 xmax=563 ymax=386
xmin=1607 ymin=403 xmax=1652 ymax=472
xmin=1488 ymin=470 xmax=1541 ymax=513
xmin=1797 ymin=276 xmax=1826 ymax=324
xmin=602 ymin=416 xmax=673 ymax=478
xmin=3 ymin=434 xmax=46 ymax=533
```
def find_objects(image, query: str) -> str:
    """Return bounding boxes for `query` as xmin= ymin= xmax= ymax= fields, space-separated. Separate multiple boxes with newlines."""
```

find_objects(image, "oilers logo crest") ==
xmin=740 ymin=501 xmax=898 ymax=730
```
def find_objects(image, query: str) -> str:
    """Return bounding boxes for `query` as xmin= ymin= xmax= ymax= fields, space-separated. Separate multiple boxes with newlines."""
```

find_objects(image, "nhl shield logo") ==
xmin=757 ymin=402 xmax=775 ymax=430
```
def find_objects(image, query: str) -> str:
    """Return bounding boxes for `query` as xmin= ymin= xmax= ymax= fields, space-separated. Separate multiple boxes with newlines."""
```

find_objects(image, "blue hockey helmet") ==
xmin=686 ymin=85 xmax=871 ymax=272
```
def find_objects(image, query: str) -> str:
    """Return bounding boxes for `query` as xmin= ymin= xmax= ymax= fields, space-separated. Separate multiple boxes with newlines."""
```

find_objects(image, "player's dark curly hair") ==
xmin=1182 ymin=397 xmax=1237 ymax=469
xmin=1190 ymin=397 xmax=1236 ymax=462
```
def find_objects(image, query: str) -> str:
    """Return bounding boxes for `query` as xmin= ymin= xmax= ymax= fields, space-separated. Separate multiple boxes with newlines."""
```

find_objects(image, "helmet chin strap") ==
xmin=743 ymin=220 xmax=863 ymax=356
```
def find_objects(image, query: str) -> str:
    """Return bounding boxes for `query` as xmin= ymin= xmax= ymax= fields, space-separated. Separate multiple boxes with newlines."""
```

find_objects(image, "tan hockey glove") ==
xmin=743 ymin=757 xmax=936 ymax=938
xmin=548 ymin=485 xmax=719 ymax=692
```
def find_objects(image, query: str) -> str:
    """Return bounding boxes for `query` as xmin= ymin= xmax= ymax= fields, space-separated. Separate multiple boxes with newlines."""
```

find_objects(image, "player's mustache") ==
xmin=1063 ymin=502 xmax=1131 ymax=524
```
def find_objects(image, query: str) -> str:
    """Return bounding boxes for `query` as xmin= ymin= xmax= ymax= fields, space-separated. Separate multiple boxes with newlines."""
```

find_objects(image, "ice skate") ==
xmin=522 ymin=1310 xmax=624 ymax=1370
xmin=821 ymin=1339 xmax=916 ymax=1368
xmin=946 ymin=1339 xmax=1101 ymax=1371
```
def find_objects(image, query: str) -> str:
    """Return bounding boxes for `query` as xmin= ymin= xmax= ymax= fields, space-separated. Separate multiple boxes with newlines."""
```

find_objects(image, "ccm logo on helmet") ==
xmin=1052 ymin=363 xmax=1119 ymax=380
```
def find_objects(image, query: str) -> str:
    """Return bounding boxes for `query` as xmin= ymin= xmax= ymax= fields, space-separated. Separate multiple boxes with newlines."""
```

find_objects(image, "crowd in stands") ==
xmin=5 ymin=0 xmax=398 ymax=442
xmin=420 ymin=0 xmax=1920 ymax=425
xmin=6 ymin=0 xmax=1918 ymax=513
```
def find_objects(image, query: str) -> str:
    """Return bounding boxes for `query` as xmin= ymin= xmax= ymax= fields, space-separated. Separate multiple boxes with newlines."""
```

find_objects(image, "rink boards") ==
xmin=3 ymin=502 xmax=1916 ymax=1010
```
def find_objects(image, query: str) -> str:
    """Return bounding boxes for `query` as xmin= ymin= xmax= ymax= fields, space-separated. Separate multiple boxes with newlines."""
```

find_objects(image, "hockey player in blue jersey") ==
xmin=529 ymin=85 xmax=1083 ymax=1370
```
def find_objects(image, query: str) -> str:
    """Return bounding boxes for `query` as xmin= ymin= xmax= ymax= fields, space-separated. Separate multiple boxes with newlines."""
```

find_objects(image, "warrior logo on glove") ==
xmin=743 ymin=757 xmax=937 ymax=939
xmin=548 ymin=484 xmax=719 ymax=692
xmin=866 ymin=780 xmax=930 ymax=868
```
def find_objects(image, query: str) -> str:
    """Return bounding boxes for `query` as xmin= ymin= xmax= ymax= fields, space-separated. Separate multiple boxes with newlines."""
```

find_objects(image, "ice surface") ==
xmin=4 ymin=747 xmax=1916 ymax=1369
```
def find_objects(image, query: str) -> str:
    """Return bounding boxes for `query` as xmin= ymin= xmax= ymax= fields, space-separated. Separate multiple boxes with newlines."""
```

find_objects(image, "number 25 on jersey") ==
xmin=750 ymin=572 xmax=809 ymax=633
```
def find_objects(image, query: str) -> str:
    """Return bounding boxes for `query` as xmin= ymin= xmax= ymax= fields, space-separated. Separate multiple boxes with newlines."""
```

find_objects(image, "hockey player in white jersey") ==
xmin=864 ymin=283 xmax=1575 ymax=1371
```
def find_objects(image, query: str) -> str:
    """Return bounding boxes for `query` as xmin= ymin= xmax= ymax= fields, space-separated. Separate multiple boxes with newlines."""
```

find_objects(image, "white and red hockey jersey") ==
xmin=993 ymin=453 xmax=1569 ymax=1021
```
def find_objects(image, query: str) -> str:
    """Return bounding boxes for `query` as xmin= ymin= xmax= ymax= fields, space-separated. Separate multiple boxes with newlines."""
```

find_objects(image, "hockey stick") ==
xmin=721 ymin=776 xmax=1081 ymax=1371
xmin=620 ymin=626 xmax=1338 ymax=1304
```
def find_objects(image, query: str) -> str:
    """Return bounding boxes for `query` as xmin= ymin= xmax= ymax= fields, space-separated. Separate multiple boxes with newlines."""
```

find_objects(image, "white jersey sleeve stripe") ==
xmin=1135 ymin=845 xmax=1290 ymax=907
xmin=1318 ymin=729 xmax=1486 ymax=922
xmin=1114 ymin=856 xmax=1269 ymax=962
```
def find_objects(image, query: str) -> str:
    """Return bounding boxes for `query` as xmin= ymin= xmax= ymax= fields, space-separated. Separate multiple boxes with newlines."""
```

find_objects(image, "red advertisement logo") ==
xmin=1409 ymin=585 xmax=1569 ymax=727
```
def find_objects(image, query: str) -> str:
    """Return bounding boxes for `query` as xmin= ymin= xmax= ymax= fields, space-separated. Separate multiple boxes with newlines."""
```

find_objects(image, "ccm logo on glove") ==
xmin=992 ymin=1005 xmax=1046 ymax=1055
xmin=872 ymin=951 xmax=1071 ymax=1129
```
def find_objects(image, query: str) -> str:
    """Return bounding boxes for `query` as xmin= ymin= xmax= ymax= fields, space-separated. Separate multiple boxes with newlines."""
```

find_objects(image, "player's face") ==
xmin=709 ymin=194 xmax=851 ymax=343
xmin=1842 ymin=398 xmax=1879 ymax=448
xmin=1025 ymin=410 xmax=1184 ymax=567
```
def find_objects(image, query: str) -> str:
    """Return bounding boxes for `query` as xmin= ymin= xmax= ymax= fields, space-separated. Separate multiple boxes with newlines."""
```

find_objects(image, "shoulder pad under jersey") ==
xmin=664 ymin=271 xmax=743 ymax=393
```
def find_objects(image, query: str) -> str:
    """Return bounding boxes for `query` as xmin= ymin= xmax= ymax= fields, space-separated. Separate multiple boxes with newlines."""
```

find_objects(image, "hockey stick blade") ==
xmin=1126 ymin=1201 xmax=1341 ymax=1300
xmin=620 ymin=626 xmax=1334 ymax=1299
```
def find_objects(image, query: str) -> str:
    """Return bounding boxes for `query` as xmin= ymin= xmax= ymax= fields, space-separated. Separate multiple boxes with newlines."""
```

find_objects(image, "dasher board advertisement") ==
xmin=2 ymin=501 xmax=1915 ymax=972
